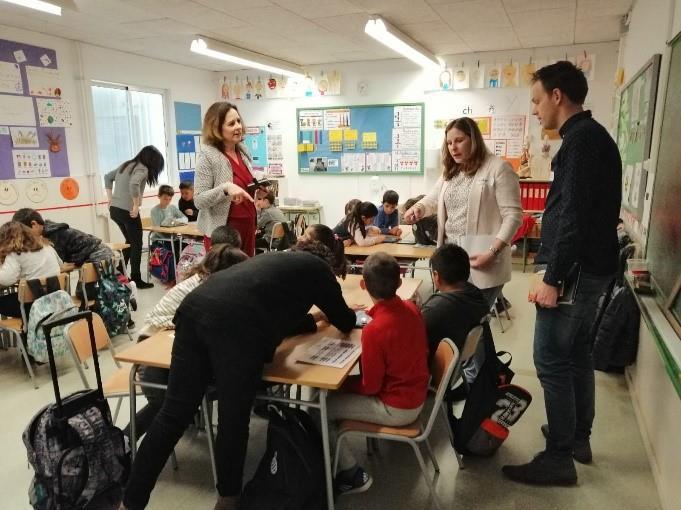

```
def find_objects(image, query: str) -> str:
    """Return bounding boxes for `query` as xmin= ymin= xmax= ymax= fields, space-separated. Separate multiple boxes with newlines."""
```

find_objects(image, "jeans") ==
xmin=480 ymin=285 xmax=503 ymax=309
xmin=123 ymin=318 xmax=265 ymax=509
xmin=109 ymin=206 xmax=144 ymax=280
xmin=533 ymin=271 xmax=613 ymax=458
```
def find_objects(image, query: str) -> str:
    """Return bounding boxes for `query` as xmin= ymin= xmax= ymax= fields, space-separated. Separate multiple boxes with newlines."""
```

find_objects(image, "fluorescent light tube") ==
xmin=190 ymin=37 xmax=305 ymax=80
xmin=1 ymin=0 xmax=62 ymax=15
xmin=365 ymin=17 xmax=442 ymax=70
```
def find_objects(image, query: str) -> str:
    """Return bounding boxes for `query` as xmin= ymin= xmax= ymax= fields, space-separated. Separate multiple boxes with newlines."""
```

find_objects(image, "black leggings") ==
xmin=109 ymin=206 xmax=143 ymax=280
xmin=123 ymin=318 xmax=264 ymax=509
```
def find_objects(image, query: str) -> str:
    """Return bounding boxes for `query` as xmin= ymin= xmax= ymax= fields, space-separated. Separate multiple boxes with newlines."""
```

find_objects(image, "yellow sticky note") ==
xmin=362 ymin=132 xmax=377 ymax=143
xmin=297 ymin=143 xmax=306 ymax=153
xmin=344 ymin=129 xmax=358 ymax=141
xmin=329 ymin=129 xmax=343 ymax=142
xmin=306 ymin=143 xmax=315 ymax=152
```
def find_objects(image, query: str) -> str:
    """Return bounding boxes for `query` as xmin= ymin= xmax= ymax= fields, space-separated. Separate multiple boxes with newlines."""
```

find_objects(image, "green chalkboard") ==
xmin=616 ymin=54 xmax=661 ymax=219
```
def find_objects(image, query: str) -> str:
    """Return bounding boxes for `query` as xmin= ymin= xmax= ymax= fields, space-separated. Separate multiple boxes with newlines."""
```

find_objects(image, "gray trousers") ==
xmin=325 ymin=392 xmax=423 ymax=472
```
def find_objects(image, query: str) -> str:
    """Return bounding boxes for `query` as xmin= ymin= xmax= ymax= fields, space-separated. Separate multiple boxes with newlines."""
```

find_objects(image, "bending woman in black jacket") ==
xmin=122 ymin=231 xmax=357 ymax=510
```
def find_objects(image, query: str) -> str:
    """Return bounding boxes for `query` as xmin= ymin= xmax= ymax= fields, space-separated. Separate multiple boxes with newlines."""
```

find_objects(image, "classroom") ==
xmin=0 ymin=0 xmax=680 ymax=509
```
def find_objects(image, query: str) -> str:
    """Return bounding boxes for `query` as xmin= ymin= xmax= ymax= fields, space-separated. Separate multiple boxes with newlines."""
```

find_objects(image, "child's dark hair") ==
xmin=179 ymin=181 xmax=193 ymax=190
xmin=262 ymin=191 xmax=276 ymax=204
xmin=293 ymin=234 xmax=348 ymax=279
xmin=210 ymin=225 xmax=242 ymax=249
xmin=429 ymin=244 xmax=470 ymax=284
xmin=362 ymin=253 xmax=400 ymax=299
xmin=403 ymin=194 xmax=425 ymax=212
xmin=119 ymin=145 xmax=165 ymax=186
xmin=382 ymin=190 xmax=399 ymax=206
xmin=158 ymin=185 xmax=174 ymax=197
xmin=12 ymin=208 xmax=44 ymax=227
xmin=532 ymin=61 xmax=588 ymax=105
xmin=344 ymin=198 xmax=361 ymax=215
xmin=344 ymin=201 xmax=378 ymax=239
xmin=187 ymin=245 xmax=247 ymax=280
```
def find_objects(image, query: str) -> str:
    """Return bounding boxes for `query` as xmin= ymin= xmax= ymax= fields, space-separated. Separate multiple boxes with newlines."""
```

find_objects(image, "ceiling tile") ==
xmin=193 ymin=0 xmax=274 ymax=12
xmin=315 ymin=12 xmax=370 ymax=36
xmin=271 ymin=0 xmax=363 ymax=19
xmin=518 ymin=32 xmax=574 ymax=47
xmin=433 ymin=0 xmax=512 ymax=30
xmin=574 ymin=15 xmax=621 ymax=42
xmin=576 ymin=0 xmax=633 ymax=19
xmin=347 ymin=0 xmax=441 ymax=24
xmin=508 ymin=7 xmax=576 ymax=35
xmin=502 ymin=0 xmax=575 ymax=12
xmin=399 ymin=20 xmax=467 ymax=52
xmin=458 ymin=28 xmax=521 ymax=51
xmin=120 ymin=18 xmax=203 ymax=35
xmin=71 ymin=0 xmax=161 ymax=23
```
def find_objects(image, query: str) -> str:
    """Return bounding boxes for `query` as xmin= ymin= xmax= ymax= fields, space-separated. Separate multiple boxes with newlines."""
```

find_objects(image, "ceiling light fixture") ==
xmin=190 ymin=37 xmax=305 ymax=80
xmin=1 ymin=0 xmax=62 ymax=15
xmin=365 ymin=17 xmax=442 ymax=70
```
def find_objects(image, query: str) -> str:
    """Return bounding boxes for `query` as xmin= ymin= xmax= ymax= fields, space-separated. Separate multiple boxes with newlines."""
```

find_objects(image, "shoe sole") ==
xmin=541 ymin=425 xmax=592 ymax=464
xmin=337 ymin=477 xmax=373 ymax=496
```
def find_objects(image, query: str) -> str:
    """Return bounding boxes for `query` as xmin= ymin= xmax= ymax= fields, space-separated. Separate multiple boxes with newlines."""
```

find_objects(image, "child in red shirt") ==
xmin=329 ymin=252 xmax=429 ymax=495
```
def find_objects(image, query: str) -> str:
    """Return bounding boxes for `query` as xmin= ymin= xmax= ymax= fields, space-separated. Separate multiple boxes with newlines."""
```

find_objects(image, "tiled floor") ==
xmin=0 ymin=267 xmax=660 ymax=509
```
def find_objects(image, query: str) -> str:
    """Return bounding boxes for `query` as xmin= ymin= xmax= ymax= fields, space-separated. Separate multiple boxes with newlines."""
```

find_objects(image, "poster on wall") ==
xmin=174 ymin=101 xmax=202 ymax=182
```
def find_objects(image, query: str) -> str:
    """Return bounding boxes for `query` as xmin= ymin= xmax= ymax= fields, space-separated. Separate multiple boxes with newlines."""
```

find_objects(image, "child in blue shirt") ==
xmin=374 ymin=190 xmax=402 ymax=236
xmin=150 ymin=185 xmax=187 ymax=259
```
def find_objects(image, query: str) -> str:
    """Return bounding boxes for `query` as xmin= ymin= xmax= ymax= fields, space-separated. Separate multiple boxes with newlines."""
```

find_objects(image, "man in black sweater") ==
xmin=503 ymin=62 xmax=621 ymax=486
xmin=123 ymin=246 xmax=357 ymax=510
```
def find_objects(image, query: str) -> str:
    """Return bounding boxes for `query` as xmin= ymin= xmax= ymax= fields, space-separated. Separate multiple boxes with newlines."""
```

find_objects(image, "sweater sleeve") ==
xmin=312 ymin=266 xmax=356 ymax=334
xmin=416 ymin=178 xmax=442 ymax=218
xmin=129 ymin=165 xmax=148 ymax=199
xmin=103 ymin=169 xmax=117 ymax=190
xmin=171 ymin=205 xmax=188 ymax=222
xmin=0 ymin=254 xmax=21 ymax=287
xmin=145 ymin=275 xmax=201 ymax=329
xmin=493 ymin=161 xmax=523 ymax=244
xmin=343 ymin=325 xmax=386 ymax=395
xmin=194 ymin=151 xmax=231 ymax=210
xmin=150 ymin=205 xmax=163 ymax=226
xmin=353 ymin=226 xmax=382 ymax=246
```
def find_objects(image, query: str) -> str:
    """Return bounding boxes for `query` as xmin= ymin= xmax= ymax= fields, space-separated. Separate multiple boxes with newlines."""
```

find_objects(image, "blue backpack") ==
xmin=93 ymin=259 xmax=130 ymax=336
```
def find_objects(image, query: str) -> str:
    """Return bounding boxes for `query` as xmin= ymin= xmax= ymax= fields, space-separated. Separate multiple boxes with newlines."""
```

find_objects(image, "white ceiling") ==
xmin=0 ymin=0 xmax=632 ymax=71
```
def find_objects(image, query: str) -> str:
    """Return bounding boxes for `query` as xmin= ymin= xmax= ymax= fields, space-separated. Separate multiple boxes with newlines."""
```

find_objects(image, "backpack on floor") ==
xmin=94 ymin=259 xmax=131 ymax=336
xmin=23 ymin=311 xmax=129 ymax=510
xmin=447 ymin=328 xmax=532 ymax=456
xmin=148 ymin=242 xmax=175 ymax=283
xmin=26 ymin=277 xmax=79 ymax=364
xmin=241 ymin=404 xmax=326 ymax=510
xmin=175 ymin=243 xmax=205 ymax=283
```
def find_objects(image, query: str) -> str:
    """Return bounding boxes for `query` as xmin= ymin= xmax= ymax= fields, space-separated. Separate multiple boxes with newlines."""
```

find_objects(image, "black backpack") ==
xmin=241 ymin=404 xmax=325 ymax=510
xmin=446 ymin=326 xmax=532 ymax=456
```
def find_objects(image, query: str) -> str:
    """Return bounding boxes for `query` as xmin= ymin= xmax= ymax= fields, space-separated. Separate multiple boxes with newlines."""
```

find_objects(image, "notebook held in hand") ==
xmin=529 ymin=264 xmax=581 ymax=305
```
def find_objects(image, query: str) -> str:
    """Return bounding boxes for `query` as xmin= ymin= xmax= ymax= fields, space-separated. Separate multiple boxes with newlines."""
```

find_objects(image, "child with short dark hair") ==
xmin=421 ymin=244 xmax=488 ymax=361
xmin=374 ymin=190 xmax=402 ymax=237
xmin=150 ymin=185 xmax=187 ymax=241
xmin=344 ymin=201 xmax=385 ymax=247
xmin=256 ymin=191 xmax=287 ymax=247
xmin=210 ymin=225 xmax=242 ymax=249
xmin=403 ymin=194 xmax=437 ymax=246
xmin=333 ymin=198 xmax=361 ymax=247
xmin=178 ymin=181 xmax=199 ymax=222
xmin=327 ymin=252 xmax=429 ymax=495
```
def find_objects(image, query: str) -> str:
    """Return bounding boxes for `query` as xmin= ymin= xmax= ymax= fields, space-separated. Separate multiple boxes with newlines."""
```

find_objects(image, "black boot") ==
xmin=541 ymin=424 xmax=592 ymax=464
xmin=133 ymin=278 xmax=154 ymax=289
xmin=502 ymin=451 xmax=577 ymax=486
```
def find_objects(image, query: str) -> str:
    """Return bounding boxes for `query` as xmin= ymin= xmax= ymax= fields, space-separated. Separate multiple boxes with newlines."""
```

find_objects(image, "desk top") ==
xmin=339 ymin=274 xmax=421 ymax=308
xmin=142 ymin=224 xmax=204 ymax=236
xmin=345 ymin=242 xmax=435 ymax=259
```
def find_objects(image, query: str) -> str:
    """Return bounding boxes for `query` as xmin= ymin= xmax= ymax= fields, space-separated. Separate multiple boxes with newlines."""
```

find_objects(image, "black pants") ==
xmin=0 ymin=292 xmax=21 ymax=318
xmin=110 ymin=206 xmax=143 ymax=281
xmin=123 ymin=318 xmax=265 ymax=509
xmin=124 ymin=366 xmax=168 ymax=439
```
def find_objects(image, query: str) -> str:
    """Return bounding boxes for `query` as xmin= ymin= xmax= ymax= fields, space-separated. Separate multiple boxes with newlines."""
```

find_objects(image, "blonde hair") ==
xmin=0 ymin=221 xmax=46 ymax=264
xmin=201 ymin=101 xmax=244 ymax=152
xmin=441 ymin=117 xmax=490 ymax=180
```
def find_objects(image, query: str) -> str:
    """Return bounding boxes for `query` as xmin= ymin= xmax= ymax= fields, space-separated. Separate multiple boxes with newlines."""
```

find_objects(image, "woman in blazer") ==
xmin=404 ymin=117 xmax=522 ymax=305
xmin=194 ymin=102 xmax=258 ymax=256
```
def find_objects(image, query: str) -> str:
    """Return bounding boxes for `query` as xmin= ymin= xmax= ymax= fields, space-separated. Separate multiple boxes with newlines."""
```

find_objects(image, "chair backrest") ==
xmin=79 ymin=262 xmax=99 ymax=285
xmin=17 ymin=273 xmax=68 ymax=304
xmin=64 ymin=312 xmax=112 ymax=363
xmin=459 ymin=325 xmax=484 ymax=366
xmin=141 ymin=217 xmax=153 ymax=228
xmin=422 ymin=338 xmax=460 ymax=437
xmin=269 ymin=222 xmax=285 ymax=250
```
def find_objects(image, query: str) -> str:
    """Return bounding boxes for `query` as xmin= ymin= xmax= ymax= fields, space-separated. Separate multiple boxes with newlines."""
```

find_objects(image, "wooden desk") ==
xmin=142 ymin=223 xmax=204 ymax=237
xmin=345 ymin=242 xmax=435 ymax=260
xmin=339 ymin=274 xmax=421 ymax=307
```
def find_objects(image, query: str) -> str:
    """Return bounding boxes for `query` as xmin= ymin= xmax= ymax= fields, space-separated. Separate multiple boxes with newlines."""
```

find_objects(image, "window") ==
xmin=91 ymin=83 xmax=169 ymax=184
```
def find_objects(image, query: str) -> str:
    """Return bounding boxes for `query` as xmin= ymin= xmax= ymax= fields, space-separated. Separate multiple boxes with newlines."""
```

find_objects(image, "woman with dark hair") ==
xmin=297 ymin=223 xmax=348 ymax=278
xmin=194 ymin=101 xmax=261 ymax=256
xmin=105 ymin=145 xmax=165 ymax=289
xmin=342 ymin=201 xmax=386 ymax=247
xmin=403 ymin=117 xmax=522 ymax=306
xmin=121 ymin=234 xmax=359 ymax=510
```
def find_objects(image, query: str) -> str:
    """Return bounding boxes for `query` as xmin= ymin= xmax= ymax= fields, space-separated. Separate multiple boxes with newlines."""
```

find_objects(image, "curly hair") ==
xmin=186 ymin=244 xmax=248 ymax=280
xmin=0 ymin=221 xmax=46 ymax=264
xmin=291 ymin=239 xmax=347 ymax=279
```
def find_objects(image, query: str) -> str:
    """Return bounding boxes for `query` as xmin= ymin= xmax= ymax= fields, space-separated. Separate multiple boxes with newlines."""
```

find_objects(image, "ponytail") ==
xmin=347 ymin=201 xmax=378 ymax=239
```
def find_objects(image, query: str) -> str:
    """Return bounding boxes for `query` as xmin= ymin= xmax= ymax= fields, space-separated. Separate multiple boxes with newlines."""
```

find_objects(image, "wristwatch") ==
xmin=488 ymin=245 xmax=501 ymax=257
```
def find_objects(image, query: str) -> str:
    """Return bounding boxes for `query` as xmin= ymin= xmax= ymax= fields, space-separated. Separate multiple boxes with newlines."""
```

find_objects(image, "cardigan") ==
xmin=194 ymin=143 xmax=254 ymax=237
xmin=416 ymin=154 xmax=522 ymax=289
xmin=145 ymin=273 xmax=202 ymax=329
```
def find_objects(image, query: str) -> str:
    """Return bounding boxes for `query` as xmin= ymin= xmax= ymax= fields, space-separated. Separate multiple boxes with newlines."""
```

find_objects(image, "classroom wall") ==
xmin=0 ymin=24 xmax=216 ymax=243
xmin=621 ymin=2 xmax=681 ymax=510
xmin=232 ymin=41 xmax=618 ymax=225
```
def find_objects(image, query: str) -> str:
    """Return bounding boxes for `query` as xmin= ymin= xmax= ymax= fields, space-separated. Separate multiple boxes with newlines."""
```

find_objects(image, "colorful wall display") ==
xmin=174 ymin=101 xmax=202 ymax=182
xmin=0 ymin=38 xmax=71 ymax=179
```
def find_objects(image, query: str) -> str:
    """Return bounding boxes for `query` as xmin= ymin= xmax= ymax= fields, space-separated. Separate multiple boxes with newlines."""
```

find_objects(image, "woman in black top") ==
xmin=122 ymin=236 xmax=356 ymax=510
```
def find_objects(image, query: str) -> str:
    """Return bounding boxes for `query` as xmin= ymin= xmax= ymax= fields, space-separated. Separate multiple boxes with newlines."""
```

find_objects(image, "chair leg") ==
xmin=440 ymin=402 xmax=465 ymax=470
xmin=409 ymin=441 xmax=442 ymax=510
xmin=202 ymin=395 xmax=218 ymax=490
xmin=501 ymin=295 xmax=511 ymax=320
xmin=16 ymin=332 xmax=38 ymax=389
xmin=333 ymin=434 xmax=347 ymax=477
xmin=113 ymin=397 xmax=123 ymax=424
xmin=424 ymin=439 xmax=440 ymax=473
xmin=493 ymin=306 xmax=505 ymax=333
xmin=170 ymin=450 xmax=179 ymax=471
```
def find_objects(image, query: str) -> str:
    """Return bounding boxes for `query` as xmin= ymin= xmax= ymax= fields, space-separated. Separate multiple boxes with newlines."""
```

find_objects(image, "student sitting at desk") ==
xmin=0 ymin=221 xmax=62 ymax=318
xmin=150 ymin=185 xmax=188 ymax=261
xmin=374 ymin=190 xmax=403 ymax=237
xmin=333 ymin=198 xmax=360 ymax=247
xmin=255 ymin=191 xmax=287 ymax=250
xmin=326 ymin=252 xmax=429 ymax=495
xmin=345 ymin=201 xmax=386 ymax=247
xmin=122 ymin=234 xmax=358 ymax=510
xmin=178 ymin=181 xmax=199 ymax=222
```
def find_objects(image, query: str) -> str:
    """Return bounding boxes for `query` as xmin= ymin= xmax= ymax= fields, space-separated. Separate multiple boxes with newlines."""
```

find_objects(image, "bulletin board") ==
xmin=0 ymin=38 xmax=71 ymax=180
xmin=174 ymin=101 xmax=201 ymax=182
xmin=616 ymin=54 xmax=662 ymax=219
xmin=297 ymin=103 xmax=424 ymax=175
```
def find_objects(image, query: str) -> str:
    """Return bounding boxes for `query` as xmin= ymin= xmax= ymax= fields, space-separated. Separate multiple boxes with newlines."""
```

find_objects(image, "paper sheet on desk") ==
xmin=298 ymin=337 xmax=360 ymax=368
xmin=458 ymin=235 xmax=499 ymax=262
